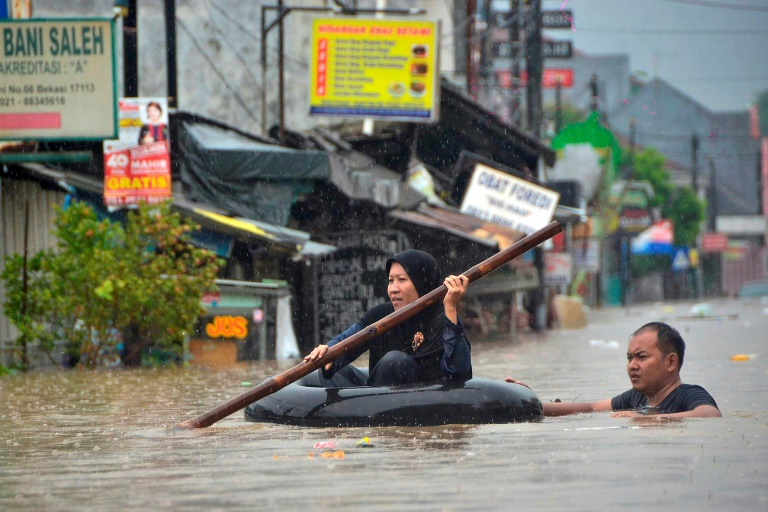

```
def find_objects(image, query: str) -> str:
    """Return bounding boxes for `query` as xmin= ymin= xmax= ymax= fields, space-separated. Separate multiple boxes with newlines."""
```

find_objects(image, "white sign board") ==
xmin=571 ymin=238 xmax=599 ymax=272
xmin=545 ymin=252 xmax=572 ymax=286
xmin=0 ymin=18 xmax=117 ymax=140
xmin=460 ymin=163 xmax=560 ymax=235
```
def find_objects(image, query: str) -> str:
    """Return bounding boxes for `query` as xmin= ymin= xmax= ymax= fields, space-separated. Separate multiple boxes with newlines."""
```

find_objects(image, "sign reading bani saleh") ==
xmin=460 ymin=163 xmax=560 ymax=235
xmin=0 ymin=18 xmax=117 ymax=140
xmin=310 ymin=18 xmax=440 ymax=123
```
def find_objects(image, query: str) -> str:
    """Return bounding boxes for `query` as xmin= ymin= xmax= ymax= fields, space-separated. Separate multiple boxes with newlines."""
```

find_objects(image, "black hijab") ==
xmin=359 ymin=250 xmax=447 ymax=380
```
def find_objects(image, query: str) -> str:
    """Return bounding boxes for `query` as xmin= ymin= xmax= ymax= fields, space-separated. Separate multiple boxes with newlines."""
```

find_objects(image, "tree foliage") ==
xmin=628 ymin=147 xmax=673 ymax=208
xmin=620 ymin=147 xmax=706 ymax=276
xmin=544 ymin=99 xmax=586 ymax=136
xmin=623 ymin=146 xmax=705 ymax=246
xmin=1 ymin=200 xmax=224 ymax=370
xmin=663 ymin=186 xmax=705 ymax=248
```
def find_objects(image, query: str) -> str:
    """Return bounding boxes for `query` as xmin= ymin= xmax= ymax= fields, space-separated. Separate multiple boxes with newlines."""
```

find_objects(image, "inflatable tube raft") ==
xmin=244 ymin=371 xmax=543 ymax=427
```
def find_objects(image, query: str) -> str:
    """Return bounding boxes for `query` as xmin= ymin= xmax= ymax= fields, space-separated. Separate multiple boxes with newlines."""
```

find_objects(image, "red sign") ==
xmin=517 ymin=69 xmax=574 ymax=88
xmin=496 ymin=69 xmax=574 ymax=89
xmin=104 ymin=141 xmax=171 ymax=206
xmin=201 ymin=291 xmax=221 ymax=305
xmin=103 ymin=98 xmax=172 ymax=206
xmin=762 ymin=137 xmax=768 ymax=220
xmin=701 ymin=233 xmax=729 ymax=253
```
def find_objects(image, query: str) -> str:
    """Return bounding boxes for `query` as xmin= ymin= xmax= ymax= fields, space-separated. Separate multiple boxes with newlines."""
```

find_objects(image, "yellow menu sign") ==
xmin=310 ymin=18 xmax=440 ymax=123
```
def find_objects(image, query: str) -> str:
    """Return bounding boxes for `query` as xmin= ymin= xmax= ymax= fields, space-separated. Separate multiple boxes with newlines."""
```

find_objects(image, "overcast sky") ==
xmin=542 ymin=0 xmax=768 ymax=112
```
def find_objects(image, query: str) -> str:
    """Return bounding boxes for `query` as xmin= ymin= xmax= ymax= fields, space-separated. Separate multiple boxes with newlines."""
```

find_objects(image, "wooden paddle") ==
xmin=179 ymin=220 xmax=562 ymax=428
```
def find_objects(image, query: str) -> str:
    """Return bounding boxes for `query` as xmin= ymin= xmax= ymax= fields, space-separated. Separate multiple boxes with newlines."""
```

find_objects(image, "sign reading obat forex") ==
xmin=460 ymin=163 xmax=560 ymax=235
xmin=0 ymin=18 xmax=118 ymax=140
xmin=310 ymin=18 xmax=440 ymax=122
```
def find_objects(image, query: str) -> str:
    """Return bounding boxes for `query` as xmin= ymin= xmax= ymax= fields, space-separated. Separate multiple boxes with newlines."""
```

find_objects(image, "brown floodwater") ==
xmin=1 ymin=299 xmax=766 ymax=511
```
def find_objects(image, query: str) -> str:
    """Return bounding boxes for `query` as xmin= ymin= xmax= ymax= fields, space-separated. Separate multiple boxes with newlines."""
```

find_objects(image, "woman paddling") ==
xmin=304 ymin=249 xmax=472 ymax=387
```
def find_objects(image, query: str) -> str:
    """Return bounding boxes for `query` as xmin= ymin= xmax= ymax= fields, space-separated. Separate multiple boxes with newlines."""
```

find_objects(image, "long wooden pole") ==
xmin=179 ymin=221 xmax=562 ymax=428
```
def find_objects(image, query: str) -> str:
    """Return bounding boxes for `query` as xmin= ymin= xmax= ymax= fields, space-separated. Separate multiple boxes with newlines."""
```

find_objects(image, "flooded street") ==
xmin=1 ymin=298 xmax=766 ymax=511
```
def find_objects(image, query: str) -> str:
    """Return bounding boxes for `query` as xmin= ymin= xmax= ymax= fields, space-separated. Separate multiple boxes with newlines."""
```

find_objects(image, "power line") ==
xmin=565 ymin=27 xmax=768 ymax=35
xmin=636 ymin=132 xmax=759 ymax=141
xmin=175 ymin=17 xmax=262 ymax=126
xmin=662 ymin=0 xmax=768 ymax=12
xmin=205 ymin=0 xmax=309 ymax=68
xmin=671 ymin=75 xmax=768 ymax=83
xmin=182 ymin=0 xmax=265 ymax=93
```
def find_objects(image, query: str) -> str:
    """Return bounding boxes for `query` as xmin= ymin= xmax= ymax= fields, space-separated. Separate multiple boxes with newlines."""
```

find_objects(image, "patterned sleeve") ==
xmin=322 ymin=323 xmax=366 ymax=378
xmin=440 ymin=315 xmax=472 ymax=378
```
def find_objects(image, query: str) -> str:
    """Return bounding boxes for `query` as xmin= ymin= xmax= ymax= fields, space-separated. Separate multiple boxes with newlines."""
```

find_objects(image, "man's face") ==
xmin=626 ymin=330 xmax=675 ymax=396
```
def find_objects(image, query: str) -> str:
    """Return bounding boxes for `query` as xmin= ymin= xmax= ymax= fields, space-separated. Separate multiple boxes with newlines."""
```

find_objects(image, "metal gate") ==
xmin=722 ymin=243 xmax=767 ymax=298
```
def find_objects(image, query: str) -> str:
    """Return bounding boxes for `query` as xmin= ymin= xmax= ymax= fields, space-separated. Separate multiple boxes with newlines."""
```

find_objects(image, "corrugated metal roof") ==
xmin=389 ymin=203 xmax=526 ymax=250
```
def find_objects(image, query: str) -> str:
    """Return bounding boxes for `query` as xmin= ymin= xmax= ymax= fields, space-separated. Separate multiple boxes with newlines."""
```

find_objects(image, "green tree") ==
xmin=544 ymin=100 xmax=586 ymax=136
xmin=663 ymin=186 xmax=705 ymax=248
xmin=117 ymin=202 xmax=224 ymax=364
xmin=2 ymin=200 xmax=224 ymax=370
xmin=628 ymin=147 xmax=673 ymax=208
xmin=620 ymin=147 xmax=705 ymax=276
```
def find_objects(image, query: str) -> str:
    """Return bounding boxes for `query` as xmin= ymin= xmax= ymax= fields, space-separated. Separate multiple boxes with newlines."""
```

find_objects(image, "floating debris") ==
xmin=319 ymin=450 xmax=345 ymax=459
xmin=357 ymin=437 xmax=375 ymax=448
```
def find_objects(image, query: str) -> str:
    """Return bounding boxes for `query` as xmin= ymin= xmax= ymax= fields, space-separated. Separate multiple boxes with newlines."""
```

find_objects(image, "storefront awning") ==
xmin=389 ymin=203 xmax=526 ymax=250
xmin=173 ymin=199 xmax=336 ymax=257
xmin=173 ymin=113 xmax=331 ymax=226
xmin=14 ymin=162 xmax=335 ymax=258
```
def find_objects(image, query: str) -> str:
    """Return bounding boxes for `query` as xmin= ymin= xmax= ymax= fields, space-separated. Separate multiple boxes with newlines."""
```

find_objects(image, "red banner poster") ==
xmin=103 ymin=98 xmax=171 ymax=206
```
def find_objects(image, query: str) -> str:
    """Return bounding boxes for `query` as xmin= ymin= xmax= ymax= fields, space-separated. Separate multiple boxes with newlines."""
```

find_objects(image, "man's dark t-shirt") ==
xmin=611 ymin=384 xmax=718 ymax=414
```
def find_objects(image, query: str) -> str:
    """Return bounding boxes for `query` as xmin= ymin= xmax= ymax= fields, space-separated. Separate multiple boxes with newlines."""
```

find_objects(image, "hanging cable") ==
xmin=176 ymin=17 xmax=262 ymax=126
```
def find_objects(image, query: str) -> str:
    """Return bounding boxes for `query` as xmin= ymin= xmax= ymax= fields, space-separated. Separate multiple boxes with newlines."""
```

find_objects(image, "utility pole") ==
xmin=708 ymin=155 xmax=721 ymax=295
xmin=164 ymin=0 xmax=178 ymax=108
xmin=524 ymin=0 xmax=547 ymax=330
xmin=509 ymin=0 xmax=522 ymax=124
xmin=525 ymin=0 xmax=542 ymax=136
xmin=691 ymin=133 xmax=703 ymax=298
xmin=629 ymin=118 xmax=636 ymax=174
xmin=124 ymin=0 xmax=138 ymax=97
xmin=621 ymin=118 xmax=636 ymax=308
xmin=589 ymin=74 xmax=599 ymax=113
xmin=466 ymin=0 xmax=477 ymax=96
xmin=278 ymin=0 xmax=286 ymax=144
xmin=692 ymin=133 xmax=700 ymax=193
xmin=708 ymin=155 xmax=718 ymax=227
xmin=554 ymin=78 xmax=562 ymax=133
xmin=480 ymin=0 xmax=493 ymax=106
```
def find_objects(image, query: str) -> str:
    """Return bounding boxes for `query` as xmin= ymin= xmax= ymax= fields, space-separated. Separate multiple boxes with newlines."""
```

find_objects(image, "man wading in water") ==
xmin=506 ymin=322 xmax=721 ymax=418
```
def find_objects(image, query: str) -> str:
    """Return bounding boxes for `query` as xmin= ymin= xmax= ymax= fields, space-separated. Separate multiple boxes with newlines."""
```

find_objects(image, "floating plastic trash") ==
xmin=589 ymin=339 xmax=620 ymax=349
xmin=357 ymin=437 xmax=374 ymax=448
xmin=313 ymin=441 xmax=336 ymax=449
xmin=240 ymin=382 xmax=252 ymax=387
xmin=690 ymin=303 xmax=712 ymax=317
xmin=319 ymin=450 xmax=345 ymax=459
xmin=730 ymin=354 xmax=756 ymax=362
